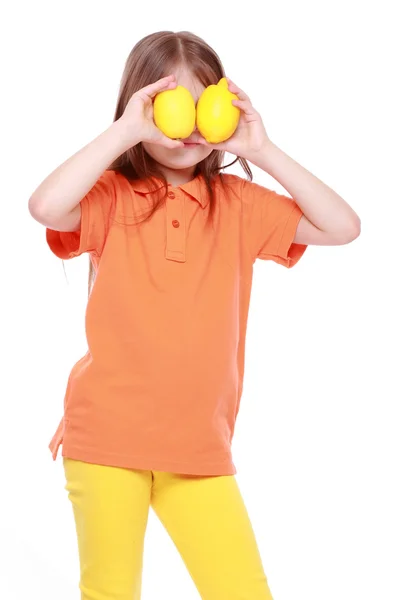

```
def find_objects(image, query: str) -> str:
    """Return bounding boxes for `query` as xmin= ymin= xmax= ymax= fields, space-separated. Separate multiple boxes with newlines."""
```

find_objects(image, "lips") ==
xmin=181 ymin=132 xmax=203 ymax=145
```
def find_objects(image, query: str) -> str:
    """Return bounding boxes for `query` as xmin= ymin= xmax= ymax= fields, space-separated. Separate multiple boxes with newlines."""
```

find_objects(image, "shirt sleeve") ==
xmin=46 ymin=169 xmax=116 ymax=260
xmin=242 ymin=179 xmax=307 ymax=267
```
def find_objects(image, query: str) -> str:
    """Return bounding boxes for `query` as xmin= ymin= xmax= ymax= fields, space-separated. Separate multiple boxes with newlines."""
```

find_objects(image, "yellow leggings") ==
xmin=63 ymin=458 xmax=274 ymax=600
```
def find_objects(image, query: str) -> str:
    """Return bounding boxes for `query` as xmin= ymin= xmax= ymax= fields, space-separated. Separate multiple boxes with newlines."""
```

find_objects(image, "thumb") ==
xmin=197 ymin=138 xmax=226 ymax=151
xmin=161 ymin=135 xmax=185 ymax=149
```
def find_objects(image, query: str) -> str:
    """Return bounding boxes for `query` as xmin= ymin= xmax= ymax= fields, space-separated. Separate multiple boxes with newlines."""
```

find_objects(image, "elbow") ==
xmin=345 ymin=215 xmax=361 ymax=243
xmin=28 ymin=194 xmax=53 ymax=226
xmin=335 ymin=214 xmax=361 ymax=245
xmin=28 ymin=194 xmax=44 ymax=222
xmin=29 ymin=195 xmax=80 ymax=233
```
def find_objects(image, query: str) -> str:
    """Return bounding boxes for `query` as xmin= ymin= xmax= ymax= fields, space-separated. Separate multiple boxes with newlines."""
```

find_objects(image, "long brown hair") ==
xmin=89 ymin=31 xmax=253 ymax=291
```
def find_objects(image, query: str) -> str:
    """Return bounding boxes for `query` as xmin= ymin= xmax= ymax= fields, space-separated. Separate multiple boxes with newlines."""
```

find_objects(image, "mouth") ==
xmin=180 ymin=133 xmax=203 ymax=147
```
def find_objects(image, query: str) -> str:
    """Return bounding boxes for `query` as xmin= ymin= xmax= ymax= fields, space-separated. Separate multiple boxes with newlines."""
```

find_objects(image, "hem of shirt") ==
xmin=277 ymin=204 xmax=307 ymax=267
xmin=68 ymin=197 xmax=91 ymax=258
xmin=45 ymin=196 xmax=93 ymax=260
xmin=53 ymin=443 xmax=237 ymax=476
xmin=258 ymin=204 xmax=307 ymax=267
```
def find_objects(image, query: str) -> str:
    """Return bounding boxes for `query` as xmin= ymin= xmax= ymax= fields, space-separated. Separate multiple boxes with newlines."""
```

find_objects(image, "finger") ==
xmin=232 ymin=99 xmax=255 ymax=116
xmin=226 ymin=77 xmax=250 ymax=102
xmin=142 ymin=75 xmax=177 ymax=99
xmin=197 ymin=139 xmax=226 ymax=151
xmin=160 ymin=135 xmax=185 ymax=149
xmin=184 ymin=131 xmax=207 ymax=144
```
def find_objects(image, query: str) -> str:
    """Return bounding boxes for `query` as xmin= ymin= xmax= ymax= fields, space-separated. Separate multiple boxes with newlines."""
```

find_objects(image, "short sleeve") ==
xmin=46 ymin=169 xmax=116 ymax=260
xmin=243 ymin=179 xmax=307 ymax=268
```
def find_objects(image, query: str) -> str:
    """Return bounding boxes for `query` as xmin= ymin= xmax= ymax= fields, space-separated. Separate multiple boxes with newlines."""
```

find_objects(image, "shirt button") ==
xmin=168 ymin=191 xmax=175 ymax=199
xmin=172 ymin=219 xmax=180 ymax=228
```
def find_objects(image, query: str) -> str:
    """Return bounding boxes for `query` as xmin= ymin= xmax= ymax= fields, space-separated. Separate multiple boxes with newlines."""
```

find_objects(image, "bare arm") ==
xmin=29 ymin=74 xmax=183 ymax=232
xmin=29 ymin=120 xmax=134 ymax=231
xmin=251 ymin=141 xmax=361 ymax=245
xmin=201 ymin=78 xmax=361 ymax=247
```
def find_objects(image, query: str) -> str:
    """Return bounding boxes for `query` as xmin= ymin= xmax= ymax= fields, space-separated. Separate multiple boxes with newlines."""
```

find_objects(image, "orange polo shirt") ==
xmin=46 ymin=169 xmax=307 ymax=475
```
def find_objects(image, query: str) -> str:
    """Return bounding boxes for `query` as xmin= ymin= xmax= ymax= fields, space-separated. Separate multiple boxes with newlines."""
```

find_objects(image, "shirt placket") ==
xmin=165 ymin=189 xmax=186 ymax=262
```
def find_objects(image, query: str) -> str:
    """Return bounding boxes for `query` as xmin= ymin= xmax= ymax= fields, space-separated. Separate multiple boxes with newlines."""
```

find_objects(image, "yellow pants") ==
xmin=63 ymin=458 xmax=274 ymax=600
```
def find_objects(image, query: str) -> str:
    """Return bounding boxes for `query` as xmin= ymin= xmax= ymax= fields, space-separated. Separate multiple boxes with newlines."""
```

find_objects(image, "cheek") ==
xmin=143 ymin=143 xmax=213 ymax=166
xmin=200 ymin=146 xmax=213 ymax=157
xmin=193 ymin=146 xmax=214 ymax=162
xmin=142 ymin=143 xmax=168 ymax=163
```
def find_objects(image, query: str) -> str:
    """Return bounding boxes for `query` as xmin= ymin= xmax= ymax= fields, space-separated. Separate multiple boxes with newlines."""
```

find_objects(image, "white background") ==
xmin=1 ymin=1 xmax=399 ymax=599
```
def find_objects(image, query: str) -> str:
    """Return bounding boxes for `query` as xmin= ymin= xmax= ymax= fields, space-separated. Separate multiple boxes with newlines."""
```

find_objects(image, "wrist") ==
xmin=247 ymin=138 xmax=276 ymax=168
xmin=112 ymin=118 xmax=141 ymax=153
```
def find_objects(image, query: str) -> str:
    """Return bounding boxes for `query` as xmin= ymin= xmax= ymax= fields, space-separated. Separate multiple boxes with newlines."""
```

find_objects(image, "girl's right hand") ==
xmin=118 ymin=75 xmax=184 ymax=149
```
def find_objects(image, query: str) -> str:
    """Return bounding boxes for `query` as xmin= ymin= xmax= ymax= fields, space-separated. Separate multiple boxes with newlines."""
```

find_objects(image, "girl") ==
xmin=29 ymin=31 xmax=360 ymax=600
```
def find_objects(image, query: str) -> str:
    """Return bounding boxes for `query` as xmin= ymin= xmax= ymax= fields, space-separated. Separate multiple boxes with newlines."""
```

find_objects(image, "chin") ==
xmin=143 ymin=143 xmax=212 ymax=171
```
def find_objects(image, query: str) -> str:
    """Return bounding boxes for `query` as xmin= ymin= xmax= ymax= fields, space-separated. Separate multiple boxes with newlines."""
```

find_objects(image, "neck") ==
xmin=159 ymin=165 xmax=197 ymax=188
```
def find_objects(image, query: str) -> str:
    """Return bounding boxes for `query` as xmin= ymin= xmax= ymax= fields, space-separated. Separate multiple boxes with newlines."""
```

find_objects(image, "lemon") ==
xmin=153 ymin=85 xmax=196 ymax=139
xmin=196 ymin=77 xmax=240 ymax=144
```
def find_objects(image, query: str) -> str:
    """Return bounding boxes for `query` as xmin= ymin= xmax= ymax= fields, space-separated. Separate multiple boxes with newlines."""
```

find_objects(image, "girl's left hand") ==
xmin=198 ymin=78 xmax=270 ymax=160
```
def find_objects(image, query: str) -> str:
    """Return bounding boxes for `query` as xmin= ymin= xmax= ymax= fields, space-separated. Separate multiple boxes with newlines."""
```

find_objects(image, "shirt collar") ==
xmin=130 ymin=174 xmax=209 ymax=208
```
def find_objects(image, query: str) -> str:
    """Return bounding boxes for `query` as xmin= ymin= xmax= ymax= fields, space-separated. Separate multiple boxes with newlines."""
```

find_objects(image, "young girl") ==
xmin=29 ymin=31 xmax=360 ymax=600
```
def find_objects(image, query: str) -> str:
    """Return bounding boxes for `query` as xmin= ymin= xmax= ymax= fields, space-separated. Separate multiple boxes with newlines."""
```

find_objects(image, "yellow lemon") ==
xmin=196 ymin=77 xmax=240 ymax=144
xmin=153 ymin=85 xmax=196 ymax=139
